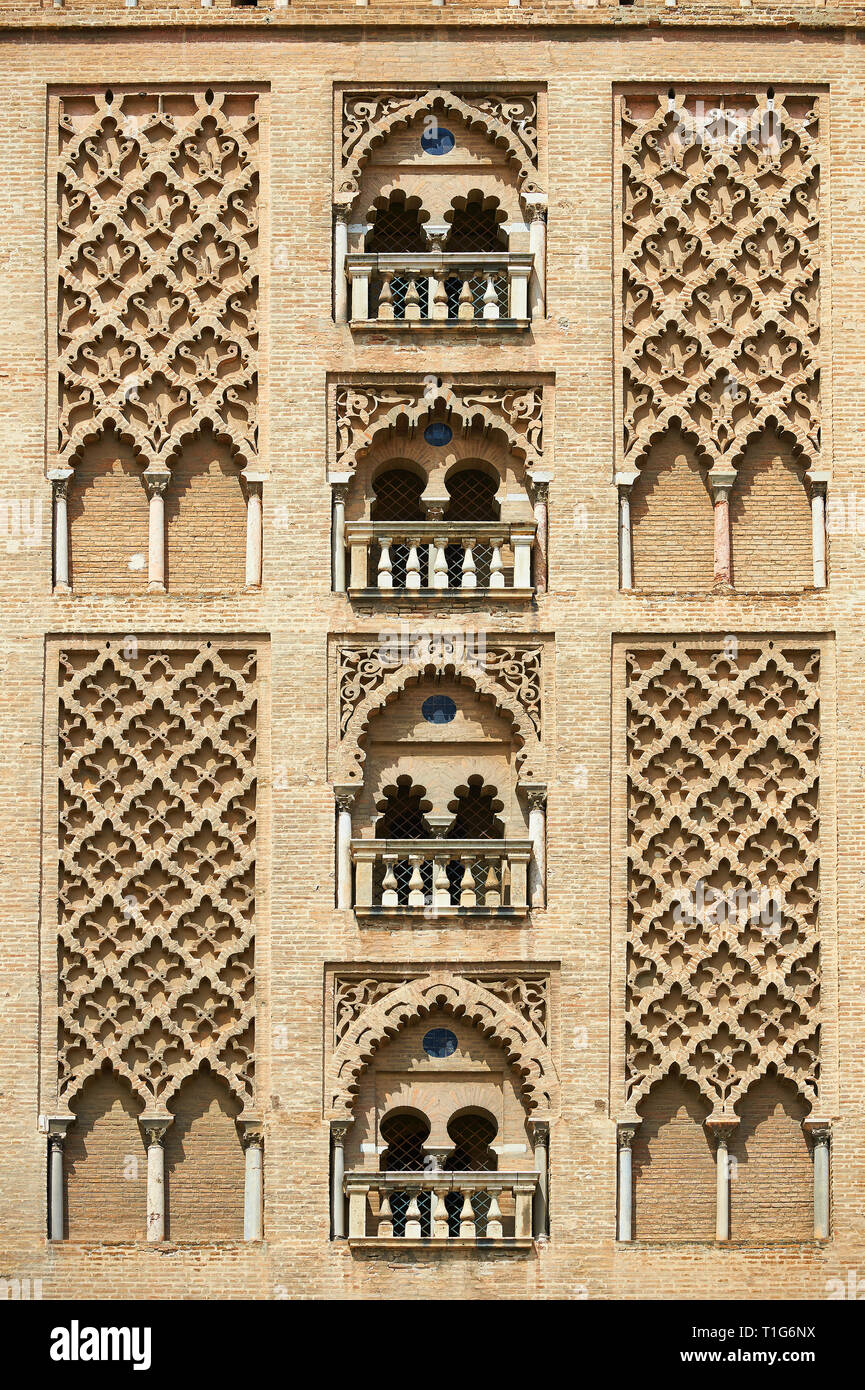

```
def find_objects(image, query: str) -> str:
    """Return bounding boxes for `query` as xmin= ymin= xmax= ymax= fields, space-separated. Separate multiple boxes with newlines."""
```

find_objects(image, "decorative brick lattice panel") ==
xmin=625 ymin=643 xmax=820 ymax=1120
xmin=619 ymin=91 xmax=820 ymax=473
xmin=57 ymin=644 xmax=258 ymax=1113
xmin=56 ymin=89 xmax=259 ymax=472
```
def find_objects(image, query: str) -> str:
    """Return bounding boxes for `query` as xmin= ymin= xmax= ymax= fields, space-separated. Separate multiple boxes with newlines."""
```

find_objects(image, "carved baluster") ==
xmin=405 ymin=543 xmax=421 ymax=589
xmin=482 ymin=275 xmax=500 ymax=320
xmin=483 ymin=859 xmax=501 ymax=908
xmin=407 ymin=855 xmax=425 ymax=907
xmin=489 ymin=542 xmax=504 ymax=589
xmin=377 ymin=1190 xmax=394 ymax=1238
xmin=405 ymin=1192 xmax=422 ymax=1239
xmin=459 ymin=856 xmax=476 ymax=907
xmin=381 ymin=853 xmax=399 ymax=907
xmin=404 ymin=278 xmax=422 ymax=322
xmin=459 ymin=1190 xmax=476 ymax=1239
xmin=433 ymin=856 xmax=450 ymax=909
xmin=377 ymin=271 xmax=394 ymax=321
xmin=486 ymin=1191 xmax=503 ymax=1240
xmin=432 ymin=1187 xmax=449 ymax=1239
xmin=377 ymin=537 xmax=393 ymax=589
xmin=458 ymin=278 xmax=474 ymax=320
xmin=461 ymin=538 xmax=477 ymax=589
xmin=432 ymin=536 xmax=449 ymax=590
xmin=431 ymin=272 xmax=448 ymax=321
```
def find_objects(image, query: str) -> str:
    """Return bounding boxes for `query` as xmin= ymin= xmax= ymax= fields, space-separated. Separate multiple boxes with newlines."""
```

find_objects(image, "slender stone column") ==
xmin=617 ymin=478 xmax=634 ymax=590
xmin=809 ymin=479 xmax=827 ymax=589
xmin=331 ymin=1122 xmax=350 ymax=1238
xmin=49 ymin=470 xmax=73 ymax=593
xmin=144 ymin=471 xmax=170 ymax=594
xmin=523 ymin=784 xmax=547 ymax=908
xmin=331 ymin=483 xmax=349 ymax=593
xmin=528 ymin=205 xmax=547 ymax=318
xmin=617 ymin=1124 xmax=638 ymax=1241
xmin=140 ymin=1117 xmax=172 ymax=1242
xmin=242 ymin=472 xmax=265 ymax=590
xmin=334 ymin=786 xmax=356 ymax=909
xmin=334 ymin=211 xmax=349 ymax=323
xmin=707 ymin=1119 xmax=738 ymax=1242
xmin=805 ymin=1121 xmax=831 ymax=1239
xmin=529 ymin=1120 xmax=549 ymax=1238
xmin=239 ymin=1120 xmax=263 ymax=1241
xmin=47 ymin=1117 xmax=71 ymax=1241
xmin=710 ymin=469 xmax=736 ymax=587
xmin=530 ymin=478 xmax=549 ymax=592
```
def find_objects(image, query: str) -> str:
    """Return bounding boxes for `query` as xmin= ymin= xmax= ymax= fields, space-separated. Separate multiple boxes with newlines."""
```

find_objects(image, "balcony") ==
xmin=351 ymin=838 xmax=532 ymax=917
xmin=344 ymin=521 xmax=537 ymax=599
xmin=346 ymin=251 xmax=534 ymax=328
xmin=345 ymin=1170 xmax=539 ymax=1247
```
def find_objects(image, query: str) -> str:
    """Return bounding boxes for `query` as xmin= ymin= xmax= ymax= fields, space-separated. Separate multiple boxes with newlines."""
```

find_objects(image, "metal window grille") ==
xmin=445 ymin=469 xmax=499 ymax=522
xmin=371 ymin=469 xmax=425 ymax=522
xmin=445 ymin=201 xmax=506 ymax=254
xmin=367 ymin=203 xmax=426 ymax=253
xmin=448 ymin=784 xmax=504 ymax=839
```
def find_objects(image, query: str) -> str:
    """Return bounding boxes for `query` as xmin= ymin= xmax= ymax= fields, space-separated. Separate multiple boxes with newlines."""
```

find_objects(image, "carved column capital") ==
xmin=143 ymin=470 xmax=171 ymax=499
xmin=139 ymin=1116 xmax=172 ymax=1147
xmin=331 ymin=1121 xmax=351 ymax=1146
xmin=238 ymin=1118 xmax=264 ymax=1150
xmin=48 ymin=469 xmax=73 ymax=500
xmin=334 ymin=784 xmax=357 ymax=813
xmin=705 ymin=1116 xmax=739 ymax=1149
xmin=617 ymin=1122 xmax=639 ymax=1149
xmin=528 ymin=1120 xmax=549 ymax=1148
xmin=804 ymin=1118 xmax=832 ymax=1148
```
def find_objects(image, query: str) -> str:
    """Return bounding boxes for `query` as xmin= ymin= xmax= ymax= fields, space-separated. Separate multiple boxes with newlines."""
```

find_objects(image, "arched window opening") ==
xmin=444 ymin=1111 xmax=499 ymax=1237
xmin=379 ymin=1111 xmax=431 ymax=1237
xmin=369 ymin=468 xmax=425 ymax=588
xmin=366 ymin=193 xmax=429 ymax=319
xmin=445 ymin=196 xmax=507 ymax=254
xmin=445 ymin=777 xmax=504 ymax=903
xmin=374 ymin=778 xmax=433 ymax=906
xmin=444 ymin=468 xmax=501 ymax=586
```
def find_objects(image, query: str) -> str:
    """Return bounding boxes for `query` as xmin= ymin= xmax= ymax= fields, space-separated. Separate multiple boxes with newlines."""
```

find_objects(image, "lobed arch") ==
xmin=337 ymin=89 xmax=545 ymax=213
xmin=338 ymin=383 xmax=543 ymax=476
xmin=328 ymin=972 xmax=559 ymax=1122
xmin=336 ymin=659 xmax=544 ymax=786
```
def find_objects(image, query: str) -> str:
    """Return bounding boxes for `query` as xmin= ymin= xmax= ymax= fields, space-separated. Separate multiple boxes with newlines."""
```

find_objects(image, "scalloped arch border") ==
xmin=337 ymin=89 xmax=545 ymax=210
xmin=337 ymin=384 xmax=543 ymax=474
xmin=328 ymin=971 xmax=559 ymax=1121
xmin=336 ymin=656 xmax=544 ymax=784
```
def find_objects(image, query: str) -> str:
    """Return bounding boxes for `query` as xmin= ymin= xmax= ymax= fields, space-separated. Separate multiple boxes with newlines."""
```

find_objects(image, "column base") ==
xmin=146 ymin=581 xmax=166 ymax=594
xmin=53 ymin=583 xmax=72 ymax=596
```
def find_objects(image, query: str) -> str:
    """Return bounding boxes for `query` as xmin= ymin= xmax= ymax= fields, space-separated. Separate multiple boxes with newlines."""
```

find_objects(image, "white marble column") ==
xmin=524 ymin=785 xmax=547 ymax=908
xmin=528 ymin=205 xmax=547 ymax=318
xmin=331 ymin=1122 xmax=349 ymax=1238
xmin=239 ymin=1120 xmax=263 ymax=1241
xmin=616 ymin=473 xmax=637 ymax=590
xmin=809 ymin=479 xmax=827 ymax=589
xmin=617 ymin=1124 xmax=638 ymax=1241
xmin=140 ymin=1117 xmax=172 ymax=1242
xmin=331 ymin=483 xmax=348 ymax=593
xmin=49 ymin=470 xmax=73 ymax=593
xmin=47 ymin=1117 xmax=71 ymax=1240
xmin=334 ymin=211 xmax=349 ymax=323
xmin=335 ymin=787 xmax=355 ymax=909
xmin=144 ymin=472 xmax=170 ymax=594
xmin=708 ymin=1120 xmax=737 ymax=1242
xmin=243 ymin=472 xmax=264 ymax=590
xmin=529 ymin=1120 xmax=549 ymax=1238
xmin=806 ymin=1121 xmax=831 ymax=1239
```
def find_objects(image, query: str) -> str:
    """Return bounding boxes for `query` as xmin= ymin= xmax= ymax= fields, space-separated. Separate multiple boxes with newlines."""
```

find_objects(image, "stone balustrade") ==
xmin=344 ymin=1170 xmax=538 ymax=1245
xmin=344 ymin=520 xmax=536 ymax=596
xmin=351 ymin=838 xmax=533 ymax=915
xmin=346 ymin=251 xmax=534 ymax=325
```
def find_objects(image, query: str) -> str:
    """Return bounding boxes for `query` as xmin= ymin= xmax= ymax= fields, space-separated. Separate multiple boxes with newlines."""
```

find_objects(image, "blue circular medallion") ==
xmin=423 ymin=1028 xmax=458 ymax=1058
xmin=423 ymin=422 xmax=453 ymax=447
xmin=422 ymin=695 xmax=457 ymax=725
xmin=420 ymin=125 xmax=455 ymax=156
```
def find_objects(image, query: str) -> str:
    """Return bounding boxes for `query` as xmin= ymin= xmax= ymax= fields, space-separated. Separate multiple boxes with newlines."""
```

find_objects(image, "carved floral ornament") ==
xmin=55 ymin=88 xmax=260 ymax=477
xmin=619 ymin=90 xmax=820 ymax=478
xmin=332 ymin=382 xmax=544 ymax=478
xmin=337 ymin=90 xmax=545 ymax=212
xmin=335 ymin=640 xmax=544 ymax=783
xmin=327 ymin=971 xmax=559 ymax=1121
